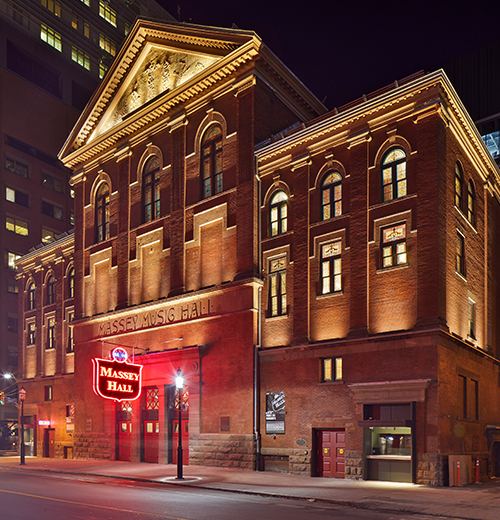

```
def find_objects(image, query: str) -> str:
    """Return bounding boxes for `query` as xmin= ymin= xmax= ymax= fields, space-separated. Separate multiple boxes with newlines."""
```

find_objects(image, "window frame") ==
xmin=468 ymin=298 xmax=476 ymax=340
xmin=456 ymin=231 xmax=466 ymax=277
xmin=382 ymin=148 xmax=407 ymax=202
xmin=47 ymin=317 xmax=56 ymax=349
xmin=381 ymin=223 xmax=407 ymax=269
xmin=67 ymin=311 xmax=74 ymax=353
xmin=142 ymin=158 xmax=161 ymax=223
xmin=268 ymin=256 xmax=287 ymax=317
xmin=467 ymin=180 xmax=475 ymax=226
xmin=96 ymin=183 xmax=110 ymax=242
xmin=68 ymin=267 xmax=75 ymax=299
xmin=320 ymin=241 xmax=342 ymax=294
xmin=6 ymin=216 xmax=28 ymax=236
xmin=201 ymin=125 xmax=223 ymax=199
xmin=455 ymin=163 xmax=464 ymax=211
xmin=28 ymin=283 xmax=36 ymax=310
xmin=5 ymin=157 xmax=29 ymax=178
xmin=47 ymin=276 xmax=56 ymax=305
xmin=40 ymin=23 xmax=62 ymax=52
xmin=269 ymin=190 xmax=288 ymax=237
xmin=321 ymin=172 xmax=342 ymax=220
xmin=28 ymin=321 xmax=36 ymax=345
xmin=320 ymin=357 xmax=342 ymax=382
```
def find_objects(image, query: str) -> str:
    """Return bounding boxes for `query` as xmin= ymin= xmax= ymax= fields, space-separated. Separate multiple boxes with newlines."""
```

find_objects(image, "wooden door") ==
xmin=318 ymin=429 xmax=345 ymax=478
xmin=144 ymin=421 xmax=159 ymax=463
xmin=43 ymin=429 xmax=55 ymax=458
xmin=118 ymin=421 xmax=132 ymax=461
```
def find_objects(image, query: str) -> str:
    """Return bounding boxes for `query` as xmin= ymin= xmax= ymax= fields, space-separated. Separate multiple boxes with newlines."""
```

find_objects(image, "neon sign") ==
xmin=92 ymin=347 xmax=143 ymax=402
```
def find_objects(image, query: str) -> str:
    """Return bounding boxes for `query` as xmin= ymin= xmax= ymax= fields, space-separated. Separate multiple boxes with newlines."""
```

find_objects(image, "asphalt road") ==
xmin=0 ymin=468 xmax=452 ymax=520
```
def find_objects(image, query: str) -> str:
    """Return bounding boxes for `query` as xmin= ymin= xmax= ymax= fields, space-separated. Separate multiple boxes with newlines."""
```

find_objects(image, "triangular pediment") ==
xmin=59 ymin=20 xmax=258 ymax=165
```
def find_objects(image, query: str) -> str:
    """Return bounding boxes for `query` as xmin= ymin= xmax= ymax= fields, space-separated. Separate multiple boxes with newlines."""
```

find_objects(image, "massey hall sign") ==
xmin=92 ymin=347 xmax=143 ymax=402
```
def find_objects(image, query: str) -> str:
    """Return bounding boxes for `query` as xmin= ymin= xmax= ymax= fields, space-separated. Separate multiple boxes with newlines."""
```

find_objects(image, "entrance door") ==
xmin=172 ymin=417 xmax=189 ymax=465
xmin=144 ymin=421 xmax=159 ymax=463
xmin=43 ymin=429 xmax=55 ymax=458
xmin=318 ymin=429 xmax=345 ymax=477
xmin=118 ymin=421 xmax=132 ymax=461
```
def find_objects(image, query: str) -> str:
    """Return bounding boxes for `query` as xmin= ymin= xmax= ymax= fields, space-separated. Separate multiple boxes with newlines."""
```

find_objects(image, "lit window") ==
xmin=28 ymin=322 xmax=36 ymax=345
xmin=70 ymin=188 xmax=75 ymax=199
xmin=80 ymin=0 xmax=90 ymax=6
xmin=47 ymin=317 xmax=56 ymax=349
xmin=40 ymin=24 xmax=62 ymax=52
xmin=321 ymin=172 xmax=342 ymax=220
xmin=99 ymin=62 xmax=108 ymax=79
xmin=381 ymin=223 xmax=407 ymax=268
xmin=143 ymin=157 xmax=160 ymax=223
xmin=6 ymin=157 xmax=28 ymax=178
xmin=71 ymin=12 xmax=78 ymax=29
xmin=146 ymin=388 xmax=159 ymax=410
xmin=67 ymin=311 xmax=74 ymax=353
xmin=41 ymin=0 xmax=61 ymax=17
xmin=468 ymin=298 xmax=476 ymax=340
xmin=47 ymin=276 xmax=56 ymax=304
xmin=70 ymin=211 xmax=74 ymax=226
xmin=124 ymin=22 xmax=131 ymax=35
xmin=99 ymin=33 xmax=116 ymax=56
xmin=456 ymin=232 xmax=465 ymax=276
xmin=269 ymin=256 xmax=286 ymax=317
xmin=455 ymin=163 xmax=463 ymax=210
xmin=6 ymin=187 xmax=29 ymax=207
xmin=321 ymin=357 xmax=342 ymax=382
xmin=68 ymin=267 xmax=75 ymax=298
xmin=269 ymin=190 xmax=288 ymax=236
xmin=6 ymin=216 xmax=28 ymax=236
xmin=201 ymin=125 xmax=223 ymax=198
xmin=99 ymin=0 xmax=117 ymax=27
xmin=382 ymin=148 xmax=406 ymax=202
xmin=320 ymin=241 xmax=342 ymax=294
xmin=42 ymin=172 xmax=63 ymax=193
xmin=467 ymin=180 xmax=475 ymax=226
xmin=83 ymin=21 xmax=90 ymax=38
xmin=45 ymin=385 xmax=53 ymax=401
xmin=7 ymin=251 xmax=21 ymax=270
xmin=96 ymin=183 xmax=110 ymax=241
xmin=72 ymin=45 xmax=90 ymax=70
xmin=28 ymin=283 xmax=36 ymax=310
xmin=42 ymin=200 xmax=63 ymax=220
xmin=42 ymin=228 xmax=57 ymax=244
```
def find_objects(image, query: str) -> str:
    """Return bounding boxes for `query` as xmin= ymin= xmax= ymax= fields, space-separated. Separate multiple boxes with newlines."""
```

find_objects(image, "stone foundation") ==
xmin=416 ymin=453 xmax=447 ymax=486
xmin=345 ymin=450 xmax=363 ymax=480
xmin=260 ymin=447 xmax=311 ymax=475
xmin=73 ymin=432 xmax=112 ymax=460
xmin=189 ymin=434 xmax=255 ymax=469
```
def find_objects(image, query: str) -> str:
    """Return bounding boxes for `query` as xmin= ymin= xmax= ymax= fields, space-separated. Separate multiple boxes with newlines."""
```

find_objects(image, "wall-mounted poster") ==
xmin=266 ymin=391 xmax=285 ymax=434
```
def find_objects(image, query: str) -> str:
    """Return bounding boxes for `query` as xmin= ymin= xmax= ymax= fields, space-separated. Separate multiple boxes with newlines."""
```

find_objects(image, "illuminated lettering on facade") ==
xmin=92 ymin=348 xmax=143 ymax=402
xmin=96 ymin=298 xmax=211 ymax=338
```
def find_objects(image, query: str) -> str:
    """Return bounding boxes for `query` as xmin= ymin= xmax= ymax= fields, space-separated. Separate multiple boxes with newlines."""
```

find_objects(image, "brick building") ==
xmin=15 ymin=19 xmax=500 ymax=485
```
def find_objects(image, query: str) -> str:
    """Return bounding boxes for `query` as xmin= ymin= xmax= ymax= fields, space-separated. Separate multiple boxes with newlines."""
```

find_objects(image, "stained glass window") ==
xmin=47 ymin=317 xmax=56 ymax=349
xmin=382 ymin=148 xmax=406 ymax=202
xmin=321 ymin=172 xmax=342 ymax=220
xmin=269 ymin=256 xmax=286 ymax=316
xmin=146 ymin=388 xmax=159 ymax=410
xmin=321 ymin=241 xmax=342 ymax=294
xmin=381 ymin=224 xmax=407 ymax=268
xmin=174 ymin=386 xmax=189 ymax=411
xmin=201 ymin=125 xmax=223 ymax=198
xmin=28 ymin=283 xmax=36 ymax=310
xmin=270 ymin=191 xmax=288 ymax=236
xmin=143 ymin=157 xmax=160 ymax=223
xmin=28 ymin=322 xmax=36 ymax=345
xmin=96 ymin=183 xmax=110 ymax=242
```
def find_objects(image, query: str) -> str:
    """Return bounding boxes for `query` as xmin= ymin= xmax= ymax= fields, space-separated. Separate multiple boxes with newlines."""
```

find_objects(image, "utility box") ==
xmin=449 ymin=455 xmax=471 ymax=486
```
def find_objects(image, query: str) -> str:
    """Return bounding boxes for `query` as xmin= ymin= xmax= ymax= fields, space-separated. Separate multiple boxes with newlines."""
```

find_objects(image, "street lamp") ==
xmin=18 ymin=387 xmax=26 ymax=466
xmin=175 ymin=368 xmax=184 ymax=480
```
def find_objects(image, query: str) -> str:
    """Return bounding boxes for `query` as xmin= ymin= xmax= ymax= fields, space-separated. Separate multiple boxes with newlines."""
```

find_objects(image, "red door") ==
xmin=318 ymin=429 xmax=345 ymax=477
xmin=172 ymin=416 xmax=189 ymax=465
xmin=144 ymin=421 xmax=159 ymax=463
xmin=118 ymin=421 xmax=132 ymax=461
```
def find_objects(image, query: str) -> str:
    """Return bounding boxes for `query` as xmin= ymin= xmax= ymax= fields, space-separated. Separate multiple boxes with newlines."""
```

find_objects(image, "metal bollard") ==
xmin=457 ymin=460 xmax=461 ymax=486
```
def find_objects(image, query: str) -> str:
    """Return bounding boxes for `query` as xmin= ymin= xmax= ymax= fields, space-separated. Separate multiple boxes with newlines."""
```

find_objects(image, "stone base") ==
xmin=72 ymin=432 xmax=112 ymax=460
xmin=345 ymin=450 xmax=363 ymax=480
xmin=189 ymin=433 xmax=255 ymax=469
xmin=416 ymin=453 xmax=447 ymax=486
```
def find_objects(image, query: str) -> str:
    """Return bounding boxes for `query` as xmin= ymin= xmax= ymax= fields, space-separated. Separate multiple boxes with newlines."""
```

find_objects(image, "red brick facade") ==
xmin=15 ymin=21 xmax=500 ymax=486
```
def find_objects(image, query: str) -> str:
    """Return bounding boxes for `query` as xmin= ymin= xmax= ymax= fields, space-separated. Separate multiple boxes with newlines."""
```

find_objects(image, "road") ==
xmin=0 ymin=468 xmax=452 ymax=520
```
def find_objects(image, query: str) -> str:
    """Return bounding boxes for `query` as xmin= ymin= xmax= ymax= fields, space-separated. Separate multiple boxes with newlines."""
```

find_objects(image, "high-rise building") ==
xmin=0 ymin=0 xmax=174 ymax=423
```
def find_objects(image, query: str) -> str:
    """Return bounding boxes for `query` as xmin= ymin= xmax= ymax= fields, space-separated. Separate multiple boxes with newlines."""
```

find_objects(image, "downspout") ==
xmin=254 ymin=153 xmax=262 ymax=471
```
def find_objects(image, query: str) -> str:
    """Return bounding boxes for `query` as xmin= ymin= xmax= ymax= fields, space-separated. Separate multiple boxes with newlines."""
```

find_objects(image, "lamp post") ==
xmin=18 ymin=387 xmax=26 ymax=466
xmin=175 ymin=368 xmax=184 ymax=480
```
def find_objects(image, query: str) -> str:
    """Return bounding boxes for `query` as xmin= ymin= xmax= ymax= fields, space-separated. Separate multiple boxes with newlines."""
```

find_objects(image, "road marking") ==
xmin=0 ymin=488 xmax=188 ymax=519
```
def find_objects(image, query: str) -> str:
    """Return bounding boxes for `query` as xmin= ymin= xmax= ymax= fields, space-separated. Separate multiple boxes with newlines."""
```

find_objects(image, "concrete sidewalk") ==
xmin=0 ymin=456 xmax=499 ymax=519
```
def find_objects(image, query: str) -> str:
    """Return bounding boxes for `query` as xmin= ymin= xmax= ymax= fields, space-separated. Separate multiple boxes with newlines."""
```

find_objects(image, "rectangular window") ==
xmin=7 ymin=347 xmax=18 ymax=367
xmin=99 ymin=62 xmax=108 ymax=79
xmin=99 ymin=33 xmax=116 ymax=56
xmin=124 ymin=22 xmax=131 ymax=36
xmin=42 ymin=200 xmax=63 ymax=220
xmin=7 ymin=251 xmax=21 ymax=269
xmin=67 ymin=312 xmax=74 ymax=353
xmin=468 ymin=298 xmax=476 ymax=339
xmin=28 ymin=322 xmax=36 ymax=345
xmin=41 ymin=0 xmax=61 ymax=17
xmin=47 ymin=317 xmax=56 ymax=349
xmin=381 ymin=223 xmax=407 ymax=268
xmin=71 ymin=45 xmax=90 ymax=70
xmin=40 ymin=24 xmax=62 ymax=52
xmin=145 ymin=388 xmax=159 ymax=410
xmin=42 ymin=172 xmax=63 ymax=193
xmin=321 ymin=241 xmax=342 ymax=294
xmin=321 ymin=357 xmax=342 ymax=382
xmin=99 ymin=0 xmax=117 ymax=27
xmin=45 ymin=385 xmax=53 ymax=401
xmin=80 ymin=0 xmax=90 ymax=6
xmin=42 ymin=228 xmax=57 ymax=244
xmin=7 ymin=280 xmax=18 ymax=294
xmin=6 ymin=157 xmax=28 ymax=178
xmin=269 ymin=257 xmax=286 ymax=317
xmin=7 ymin=315 xmax=18 ymax=333
xmin=6 ymin=216 xmax=28 ymax=236
xmin=460 ymin=375 xmax=467 ymax=419
xmin=70 ymin=211 xmax=75 ymax=226
xmin=6 ymin=186 xmax=29 ymax=207
xmin=456 ymin=232 xmax=465 ymax=276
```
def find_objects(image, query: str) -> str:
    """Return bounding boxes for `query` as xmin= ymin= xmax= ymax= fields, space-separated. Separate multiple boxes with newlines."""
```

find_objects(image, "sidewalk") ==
xmin=1 ymin=456 xmax=499 ymax=520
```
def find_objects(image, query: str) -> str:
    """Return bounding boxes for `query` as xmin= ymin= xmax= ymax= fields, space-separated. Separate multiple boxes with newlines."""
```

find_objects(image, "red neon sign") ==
xmin=92 ymin=347 xmax=143 ymax=402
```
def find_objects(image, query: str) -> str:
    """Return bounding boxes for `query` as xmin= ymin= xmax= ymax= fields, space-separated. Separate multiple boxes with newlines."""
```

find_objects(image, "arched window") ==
xmin=28 ymin=283 xmax=36 ymax=310
xmin=201 ymin=125 xmax=223 ymax=198
xmin=270 ymin=190 xmax=288 ymax=236
xmin=467 ymin=180 xmax=475 ymax=225
xmin=143 ymin=157 xmax=160 ymax=222
xmin=96 ymin=183 xmax=110 ymax=242
xmin=47 ymin=276 xmax=56 ymax=305
xmin=68 ymin=267 xmax=75 ymax=299
xmin=382 ymin=148 xmax=406 ymax=202
xmin=455 ymin=163 xmax=463 ymax=210
xmin=321 ymin=172 xmax=342 ymax=220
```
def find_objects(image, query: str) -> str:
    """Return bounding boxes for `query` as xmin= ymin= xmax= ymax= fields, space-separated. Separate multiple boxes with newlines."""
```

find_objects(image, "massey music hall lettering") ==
xmin=97 ymin=298 xmax=211 ymax=337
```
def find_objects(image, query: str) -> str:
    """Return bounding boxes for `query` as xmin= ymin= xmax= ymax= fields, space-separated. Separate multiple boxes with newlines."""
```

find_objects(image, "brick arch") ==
xmin=373 ymin=135 xmax=412 ymax=168
xmin=24 ymin=276 xmax=36 ymax=293
xmin=90 ymin=171 xmax=112 ymax=208
xmin=64 ymin=261 xmax=75 ymax=278
xmin=194 ymin=110 xmax=228 ymax=157
xmin=43 ymin=268 xmax=57 ymax=285
xmin=262 ymin=180 xmax=291 ymax=208
xmin=137 ymin=144 xmax=164 ymax=186
xmin=314 ymin=160 xmax=347 ymax=190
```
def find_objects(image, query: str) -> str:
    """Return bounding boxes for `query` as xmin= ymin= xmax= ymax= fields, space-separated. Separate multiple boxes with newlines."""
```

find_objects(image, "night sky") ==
xmin=156 ymin=0 xmax=500 ymax=111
